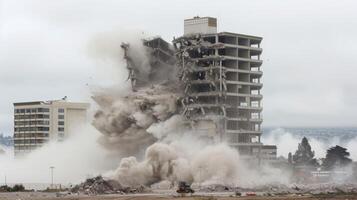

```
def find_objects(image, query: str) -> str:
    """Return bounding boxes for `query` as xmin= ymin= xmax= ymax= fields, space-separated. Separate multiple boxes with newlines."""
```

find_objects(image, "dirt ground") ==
xmin=1 ymin=192 xmax=357 ymax=200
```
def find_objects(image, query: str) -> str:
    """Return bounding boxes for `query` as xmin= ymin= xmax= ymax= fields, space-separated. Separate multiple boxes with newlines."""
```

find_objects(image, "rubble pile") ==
xmin=290 ymin=183 xmax=357 ymax=195
xmin=197 ymin=183 xmax=357 ymax=196
xmin=198 ymin=184 xmax=232 ymax=192
xmin=70 ymin=176 xmax=149 ymax=195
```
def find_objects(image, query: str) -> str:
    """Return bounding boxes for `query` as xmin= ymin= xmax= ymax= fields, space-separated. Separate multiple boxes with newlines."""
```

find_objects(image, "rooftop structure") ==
xmin=184 ymin=16 xmax=217 ymax=35
xmin=13 ymin=98 xmax=89 ymax=157
xmin=174 ymin=17 xmax=265 ymax=157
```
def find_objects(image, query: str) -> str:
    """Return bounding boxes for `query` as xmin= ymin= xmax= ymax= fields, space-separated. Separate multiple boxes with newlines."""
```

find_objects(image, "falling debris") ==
xmin=92 ymin=84 xmax=181 ymax=158
xmin=92 ymin=37 xmax=183 ymax=158
xmin=120 ymin=37 xmax=176 ymax=91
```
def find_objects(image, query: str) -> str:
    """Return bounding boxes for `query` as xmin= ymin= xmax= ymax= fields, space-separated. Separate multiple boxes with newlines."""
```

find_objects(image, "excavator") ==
xmin=176 ymin=181 xmax=195 ymax=194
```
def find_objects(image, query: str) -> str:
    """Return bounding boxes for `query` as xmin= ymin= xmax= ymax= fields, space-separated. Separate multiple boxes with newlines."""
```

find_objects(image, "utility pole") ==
xmin=4 ymin=175 xmax=6 ymax=186
xmin=50 ymin=166 xmax=55 ymax=189
xmin=198 ymin=166 xmax=202 ymax=189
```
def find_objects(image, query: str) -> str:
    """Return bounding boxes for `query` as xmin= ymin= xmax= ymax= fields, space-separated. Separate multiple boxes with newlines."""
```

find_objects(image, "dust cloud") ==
xmin=0 ymin=125 xmax=113 ymax=186
xmin=89 ymin=33 xmax=291 ymax=188
xmin=1 ymin=31 xmax=355 ymax=190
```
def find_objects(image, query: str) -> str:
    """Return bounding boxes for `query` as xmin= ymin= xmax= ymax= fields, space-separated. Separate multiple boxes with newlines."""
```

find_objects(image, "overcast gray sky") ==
xmin=1 ymin=0 xmax=357 ymax=135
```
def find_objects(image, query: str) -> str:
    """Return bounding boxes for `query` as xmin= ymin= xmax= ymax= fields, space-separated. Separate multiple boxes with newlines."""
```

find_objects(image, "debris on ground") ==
xmin=199 ymin=184 xmax=232 ymax=192
xmin=197 ymin=183 xmax=357 ymax=196
xmin=70 ymin=176 xmax=149 ymax=195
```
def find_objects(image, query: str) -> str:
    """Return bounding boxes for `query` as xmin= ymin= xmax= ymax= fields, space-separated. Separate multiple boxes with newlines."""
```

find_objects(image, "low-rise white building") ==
xmin=13 ymin=98 xmax=89 ymax=156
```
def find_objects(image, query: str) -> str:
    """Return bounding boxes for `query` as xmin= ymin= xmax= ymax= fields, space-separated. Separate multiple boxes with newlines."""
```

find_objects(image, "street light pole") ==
xmin=50 ymin=166 xmax=55 ymax=189
xmin=198 ymin=166 xmax=202 ymax=189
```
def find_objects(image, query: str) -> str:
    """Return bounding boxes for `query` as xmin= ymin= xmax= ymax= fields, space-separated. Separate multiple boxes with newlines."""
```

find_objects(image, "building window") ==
xmin=37 ymin=108 xmax=50 ymax=112
xmin=58 ymin=127 xmax=64 ymax=132
xmin=37 ymin=114 xmax=50 ymax=119
xmin=58 ymin=108 xmax=65 ymax=113
xmin=58 ymin=115 xmax=64 ymax=120
xmin=37 ymin=120 xmax=50 ymax=125
xmin=58 ymin=121 xmax=64 ymax=126
xmin=38 ymin=127 xmax=50 ymax=131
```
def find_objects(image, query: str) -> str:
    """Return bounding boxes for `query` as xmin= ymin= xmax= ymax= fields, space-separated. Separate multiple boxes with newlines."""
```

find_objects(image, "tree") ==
xmin=322 ymin=145 xmax=352 ymax=170
xmin=292 ymin=137 xmax=318 ymax=167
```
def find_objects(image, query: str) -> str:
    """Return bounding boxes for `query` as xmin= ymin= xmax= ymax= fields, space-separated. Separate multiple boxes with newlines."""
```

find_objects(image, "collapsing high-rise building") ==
xmin=173 ymin=16 xmax=267 ymax=158
xmin=122 ymin=17 xmax=276 ymax=160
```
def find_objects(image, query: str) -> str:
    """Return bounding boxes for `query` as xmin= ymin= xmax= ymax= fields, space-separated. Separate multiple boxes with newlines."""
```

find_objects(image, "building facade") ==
xmin=13 ymin=99 xmax=89 ymax=156
xmin=174 ymin=17 xmax=265 ymax=157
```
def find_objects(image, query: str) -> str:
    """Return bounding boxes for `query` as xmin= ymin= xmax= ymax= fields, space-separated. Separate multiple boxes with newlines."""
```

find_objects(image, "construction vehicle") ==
xmin=176 ymin=181 xmax=194 ymax=194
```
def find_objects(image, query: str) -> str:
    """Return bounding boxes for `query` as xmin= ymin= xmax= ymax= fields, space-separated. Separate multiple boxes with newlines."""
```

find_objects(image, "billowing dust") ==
xmin=90 ymin=35 xmax=288 ymax=188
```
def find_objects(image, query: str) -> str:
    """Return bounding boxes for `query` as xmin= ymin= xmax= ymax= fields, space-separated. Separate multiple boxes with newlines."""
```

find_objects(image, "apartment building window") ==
xmin=37 ymin=114 xmax=50 ymax=119
xmin=58 ymin=115 xmax=64 ymax=120
xmin=36 ymin=120 xmax=50 ymax=125
xmin=38 ymin=127 xmax=50 ymax=131
xmin=37 ymin=108 xmax=50 ymax=112
xmin=15 ymin=127 xmax=37 ymax=132
xmin=58 ymin=127 xmax=64 ymax=132
xmin=58 ymin=108 xmax=65 ymax=113
xmin=58 ymin=121 xmax=64 ymax=126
